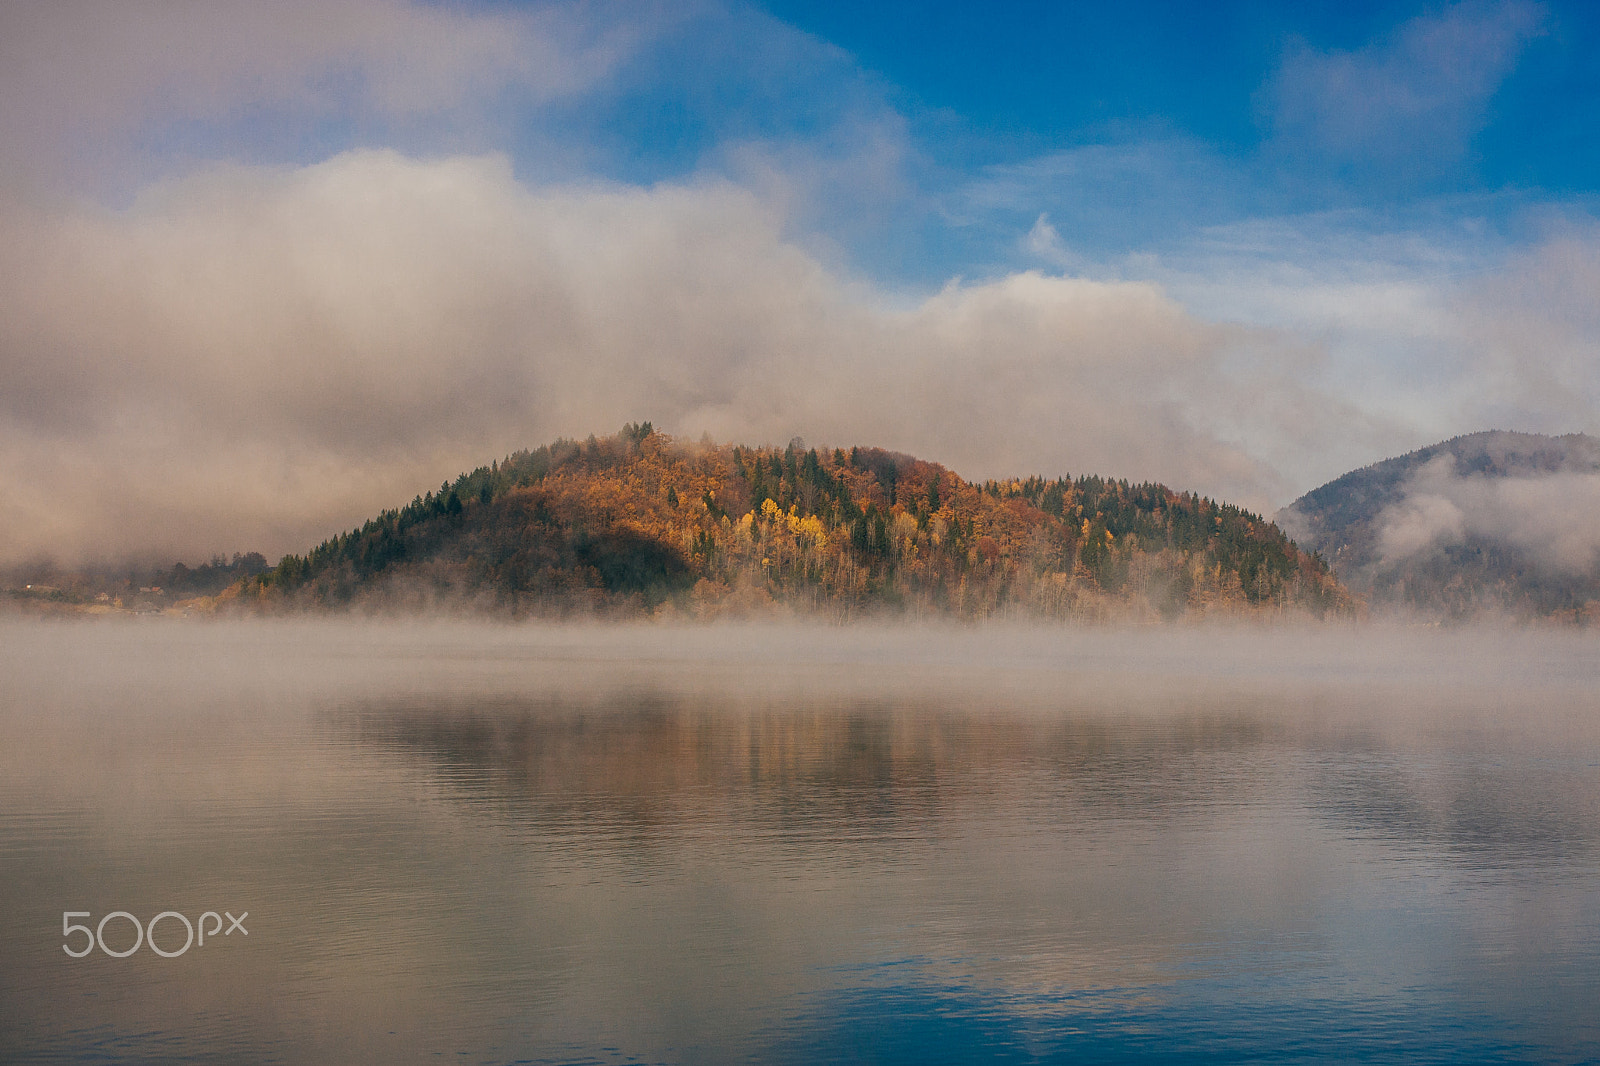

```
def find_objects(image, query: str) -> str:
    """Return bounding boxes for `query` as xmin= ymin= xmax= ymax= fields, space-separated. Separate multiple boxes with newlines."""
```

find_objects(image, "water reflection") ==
xmin=2 ymin=621 xmax=1599 ymax=1063
xmin=1305 ymin=741 xmax=1600 ymax=867
xmin=345 ymin=695 xmax=1290 ymax=827
xmin=344 ymin=692 xmax=1600 ymax=870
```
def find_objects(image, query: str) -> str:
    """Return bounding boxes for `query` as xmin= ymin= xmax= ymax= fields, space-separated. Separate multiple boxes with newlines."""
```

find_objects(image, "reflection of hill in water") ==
xmin=339 ymin=694 xmax=1597 ymax=869
xmin=345 ymin=697 xmax=1279 ymax=833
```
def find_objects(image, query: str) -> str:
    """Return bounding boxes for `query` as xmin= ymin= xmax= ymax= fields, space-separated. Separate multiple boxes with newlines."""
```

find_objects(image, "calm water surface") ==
xmin=2 ymin=620 xmax=1598 ymax=1063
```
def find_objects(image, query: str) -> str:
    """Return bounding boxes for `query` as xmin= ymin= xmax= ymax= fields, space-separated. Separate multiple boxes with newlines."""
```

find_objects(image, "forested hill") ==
xmin=229 ymin=425 xmax=1350 ymax=619
xmin=1276 ymin=431 xmax=1600 ymax=621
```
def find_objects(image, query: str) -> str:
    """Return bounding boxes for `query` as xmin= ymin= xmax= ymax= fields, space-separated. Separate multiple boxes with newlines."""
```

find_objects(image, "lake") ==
xmin=2 ymin=619 xmax=1598 ymax=1063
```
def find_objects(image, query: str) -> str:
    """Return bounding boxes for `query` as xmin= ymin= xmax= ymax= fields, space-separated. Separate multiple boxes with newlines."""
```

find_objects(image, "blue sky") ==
xmin=1 ymin=0 xmax=1597 ymax=563
xmin=41 ymin=0 xmax=1599 ymax=270
xmin=533 ymin=0 xmax=1597 ymax=273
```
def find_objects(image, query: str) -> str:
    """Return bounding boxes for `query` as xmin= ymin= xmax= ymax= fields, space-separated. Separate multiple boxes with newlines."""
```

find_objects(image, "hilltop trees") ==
xmin=246 ymin=425 xmax=1349 ymax=619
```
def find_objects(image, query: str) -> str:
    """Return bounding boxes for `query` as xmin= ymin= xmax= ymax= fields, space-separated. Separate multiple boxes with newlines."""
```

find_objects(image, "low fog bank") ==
xmin=4 ymin=616 xmax=1596 ymax=730
xmin=6 ymin=618 xmax=1597 ymax=879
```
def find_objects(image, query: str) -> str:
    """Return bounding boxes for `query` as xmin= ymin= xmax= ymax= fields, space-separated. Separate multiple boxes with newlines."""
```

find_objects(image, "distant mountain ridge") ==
xmin=1277 ymin=431 xmax=1600 ymax=621
xmin=221 ymin=425 xmax=1350 ymax=620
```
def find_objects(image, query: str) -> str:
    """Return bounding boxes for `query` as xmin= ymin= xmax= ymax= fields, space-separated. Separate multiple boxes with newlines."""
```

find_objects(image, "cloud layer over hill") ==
xmin=1377 ymin=455 xmax=1600 ymax=575
xmin=1 ymin=2 xmax=1598 ymax=568
xmin=0 ymin=151 xmax=1343 ymax=564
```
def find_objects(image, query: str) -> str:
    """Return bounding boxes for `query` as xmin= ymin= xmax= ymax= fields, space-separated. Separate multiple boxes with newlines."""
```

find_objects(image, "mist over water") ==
xmin=3 ymin=619 xmax=1599 ymax=1063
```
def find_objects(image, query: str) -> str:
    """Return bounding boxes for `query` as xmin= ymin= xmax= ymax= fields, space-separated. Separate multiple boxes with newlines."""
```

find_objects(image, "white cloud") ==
xmin=0 ymin=0 xmax=656 ymax=191
xmin=1021 ymin=213 xmax=1085 ymax=271
xmin=1076 ymin=201 xmax=1600 ymax=489
xmin=0 ymin=150 xmax=1344 ymax=565
xmin=1265 ymin=1 xmax=1546 ymax=178
xmin=1375 ymin=457 xmax=1471 ymax=561
xmin=1377 ymin=452 xmax=1600 ymax=574
xmin=1450 ymin=229 xmax=1600 ymax=432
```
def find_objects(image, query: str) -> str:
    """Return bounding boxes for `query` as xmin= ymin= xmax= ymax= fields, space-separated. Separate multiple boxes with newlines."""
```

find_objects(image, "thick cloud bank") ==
xmin=0 ymin=151 xmax=1333 ymax=565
